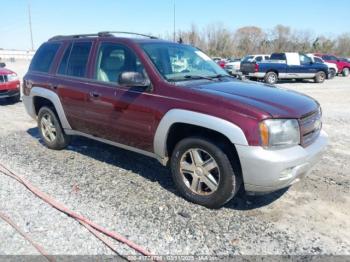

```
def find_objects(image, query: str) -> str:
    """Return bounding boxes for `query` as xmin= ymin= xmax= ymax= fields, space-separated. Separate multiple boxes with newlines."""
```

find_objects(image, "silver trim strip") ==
xmin=65 ymin=129 xmax=168 ymax=165
xmin=153 ymin=109 xmax=248 ymax=158
xmin=279 ymin=73 xmax=316 ymax=79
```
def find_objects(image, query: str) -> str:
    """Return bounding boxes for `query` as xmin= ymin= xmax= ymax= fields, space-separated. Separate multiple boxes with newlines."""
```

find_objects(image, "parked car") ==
xmin=23 ymin=32 xmax=328 ymax=208
xmin=0 ymin=62 xmax=6 ymax=68
xmin=0 ymin=66 xmax=21 ymax=103
xmin=212 ymin=57 xmax=222 ymax=63
xmin=307 ymin=54 xmax=338 ymax=79
xmin=314 ymin=54 xmax=350 ymax=77
xmin=224 ymin=58 xmax=241 ymax=76
xmin=216 ymin=59 xmax=226 ymax=69
xmin=226 ymin=55 xmax=270 ymax=77
xmin=241 ymin=52 xmax=329 ymax=84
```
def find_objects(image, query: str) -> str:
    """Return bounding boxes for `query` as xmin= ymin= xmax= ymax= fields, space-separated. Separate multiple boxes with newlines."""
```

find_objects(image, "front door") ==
xmin=83 ymin=42 xmax=157 ymax=152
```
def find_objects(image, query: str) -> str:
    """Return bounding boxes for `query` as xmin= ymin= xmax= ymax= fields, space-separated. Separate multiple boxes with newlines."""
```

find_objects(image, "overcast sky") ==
xmin=1 ymin=0 xmax=349 ymax=50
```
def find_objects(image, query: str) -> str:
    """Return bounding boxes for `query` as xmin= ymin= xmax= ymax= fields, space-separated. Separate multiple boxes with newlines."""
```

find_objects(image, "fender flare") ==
xmin=153 ymin=109 xmax=249 ymax=158
xmin=25 ymin=87 xmax=72 ymax=130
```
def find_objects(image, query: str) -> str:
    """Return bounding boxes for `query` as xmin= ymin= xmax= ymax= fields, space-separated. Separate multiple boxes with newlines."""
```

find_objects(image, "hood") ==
xmin=191 ymin=80 xmax=319 ymax=118
xmin=0 ymin=68 xmax=15 ymax=75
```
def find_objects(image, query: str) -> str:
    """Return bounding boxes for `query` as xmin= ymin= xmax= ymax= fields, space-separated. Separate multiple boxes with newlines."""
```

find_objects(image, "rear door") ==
xmin=52 ymin=40 xmax=94 ymax=133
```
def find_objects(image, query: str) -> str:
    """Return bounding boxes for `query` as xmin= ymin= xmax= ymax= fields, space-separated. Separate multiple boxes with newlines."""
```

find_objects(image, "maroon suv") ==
xmin=23 ymin=32 xmax=328 ymax=208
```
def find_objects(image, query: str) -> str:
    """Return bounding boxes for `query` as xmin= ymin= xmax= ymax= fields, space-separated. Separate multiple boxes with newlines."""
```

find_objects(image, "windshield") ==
xmin=140 ymin=43 xmax=228 ymax=82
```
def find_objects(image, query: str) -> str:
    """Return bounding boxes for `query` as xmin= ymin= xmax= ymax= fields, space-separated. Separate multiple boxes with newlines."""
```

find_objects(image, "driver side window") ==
xmin=300 ymin=54 xmax=312 ymax=65
xmin=95 ymin=43 xmax=148 ymax=84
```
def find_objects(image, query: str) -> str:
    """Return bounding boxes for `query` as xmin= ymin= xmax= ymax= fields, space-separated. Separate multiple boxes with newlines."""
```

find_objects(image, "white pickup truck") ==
xmin=225 ymin=54 xmax=270 ymax=76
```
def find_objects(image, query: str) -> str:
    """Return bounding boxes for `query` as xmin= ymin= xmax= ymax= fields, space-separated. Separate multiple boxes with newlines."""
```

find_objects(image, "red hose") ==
xmin=0 ymin=211 xmax=54 ymax=262
xmin=0 ymin=163 xmax=157 ymax=260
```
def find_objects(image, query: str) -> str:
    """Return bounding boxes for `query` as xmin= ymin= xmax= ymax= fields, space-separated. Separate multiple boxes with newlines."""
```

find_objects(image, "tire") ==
xmin=7 ymin=93 xmax=21 ymax=104
xmin=38 ymin=106 xmax=71 ymax=150
xmin=314 ymin=71 xmax=326 ymax=83
xmin=329 ymin=68 xmax=336 ymax=79
xmin=264 ymin=71 xmax=278 ymax=85
xmin=342 ymin=68 xmax=349 ymax=77
xmin=170 ymin=137 xmax=242 ymax=209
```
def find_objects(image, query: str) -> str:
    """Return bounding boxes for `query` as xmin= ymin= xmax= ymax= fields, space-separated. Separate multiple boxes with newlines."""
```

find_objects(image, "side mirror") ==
xmin=0 ymin=62 xmax=6 ymax=68
xmin=118 ymin=71 xmax=150 ymax=87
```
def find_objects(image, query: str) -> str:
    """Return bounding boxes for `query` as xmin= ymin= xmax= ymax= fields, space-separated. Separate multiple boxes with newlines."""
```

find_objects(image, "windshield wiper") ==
xmin=183 ymin=75 xmax=215 ymax=81
xmin=210 ymin=74 xmax=235 ymax=80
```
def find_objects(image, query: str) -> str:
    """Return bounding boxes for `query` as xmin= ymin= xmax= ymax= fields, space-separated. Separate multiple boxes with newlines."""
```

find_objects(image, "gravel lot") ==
xmin=0 ymin=61 xmax=349 ymax=258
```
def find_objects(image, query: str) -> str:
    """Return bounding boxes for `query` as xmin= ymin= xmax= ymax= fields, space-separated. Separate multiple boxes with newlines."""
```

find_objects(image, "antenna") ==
xmin=173 ymin=0 xmax=176 ymax=42
xmin=28 ymin=2 xmax=34 ymax=50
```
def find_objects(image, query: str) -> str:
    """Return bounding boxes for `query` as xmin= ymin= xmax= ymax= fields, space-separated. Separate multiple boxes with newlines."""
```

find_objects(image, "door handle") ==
xmin=89 ymin=91 xmax=101 ymax=98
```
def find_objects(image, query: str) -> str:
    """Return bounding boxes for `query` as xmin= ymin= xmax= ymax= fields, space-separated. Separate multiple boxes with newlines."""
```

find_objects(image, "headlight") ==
xmin=259 ymin=119 xmax=300 ymax=148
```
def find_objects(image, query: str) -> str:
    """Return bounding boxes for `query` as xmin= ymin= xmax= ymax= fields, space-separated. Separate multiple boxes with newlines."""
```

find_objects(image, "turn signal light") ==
xmin=259 ymin=122 xmax=269 ymax=147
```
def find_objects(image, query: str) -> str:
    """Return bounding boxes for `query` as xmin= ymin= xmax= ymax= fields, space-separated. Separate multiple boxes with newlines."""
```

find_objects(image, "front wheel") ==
xmin=342 ymin=68 xmax=349 ymax=77
xmin=264 ymin=72 xmax=278 ymax=85
xmin=38 ymin=106 xmax=71 ymax=150
xmin=170 ymin=137 xmax=241 ymax=209
xmin=314 ymin=71 xmax=326 ymax=83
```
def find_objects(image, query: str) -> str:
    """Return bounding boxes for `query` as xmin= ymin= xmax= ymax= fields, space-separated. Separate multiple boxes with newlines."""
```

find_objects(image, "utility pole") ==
xmin=173 ymin=0 xmax=176 ymax=42
xmin=28 ymin=2 xmax=34 ymax=50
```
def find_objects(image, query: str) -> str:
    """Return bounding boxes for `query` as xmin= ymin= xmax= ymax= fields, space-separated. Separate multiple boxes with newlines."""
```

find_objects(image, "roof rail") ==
xmin=49 ymin=31 xmax=158 ymax=41
xmin=98 ymin=31 xmax=158 ymax=39
xmin=48 ymin=32 xmax=113 ymax=41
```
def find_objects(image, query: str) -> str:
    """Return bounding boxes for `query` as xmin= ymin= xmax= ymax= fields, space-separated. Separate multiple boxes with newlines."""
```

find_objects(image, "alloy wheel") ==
xmin=179 ymin=148 xmax=220 ymax=195
xmin=40 ymin=113 xmax=57 ymax=142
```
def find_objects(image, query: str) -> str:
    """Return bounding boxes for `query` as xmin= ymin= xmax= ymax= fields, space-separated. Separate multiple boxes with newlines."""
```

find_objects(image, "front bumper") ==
xmin=0 ymin=89 xmax=20 ymax=99
xmin=236 ymin=130 xmax=328 ymax=193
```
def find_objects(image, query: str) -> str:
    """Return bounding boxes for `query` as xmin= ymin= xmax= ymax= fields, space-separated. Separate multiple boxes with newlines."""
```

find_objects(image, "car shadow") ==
xmin=0 ymin=99 xmax=21 ymax=106
xmin=26 ymin=127 xmax=289 ymax=211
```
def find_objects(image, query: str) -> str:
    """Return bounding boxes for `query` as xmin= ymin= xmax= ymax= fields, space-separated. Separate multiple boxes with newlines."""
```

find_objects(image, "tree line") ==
xmin=163 ymin=24 xmax=350 ymax=58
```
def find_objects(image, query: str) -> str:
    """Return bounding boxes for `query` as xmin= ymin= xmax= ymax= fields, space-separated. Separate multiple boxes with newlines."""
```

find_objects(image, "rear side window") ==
xmin=0 ymin=75 xmax=5 ymax=83
xmin=270 ymin=53 xmax=286 ymax=60
xmin=323 ymin=55 xmax=337 ymax=61
xmin=30 ymin=43 xmax=60 ymax=73
xmin=58 ymin=43 xmax=72 ymax=75
xmin=58 ymin=42 xmax=92 ymax=77
xmin=255 ymin=56 xmax=262 ymax=62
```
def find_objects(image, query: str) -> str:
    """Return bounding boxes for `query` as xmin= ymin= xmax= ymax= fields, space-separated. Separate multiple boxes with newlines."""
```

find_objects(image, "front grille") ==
xmin=299 ymin=108 xmax=322 ymax=147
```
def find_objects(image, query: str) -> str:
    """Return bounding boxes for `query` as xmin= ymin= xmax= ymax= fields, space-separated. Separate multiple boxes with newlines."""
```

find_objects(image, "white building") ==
xmin=0 ymin=49 xmax=35 ymax=61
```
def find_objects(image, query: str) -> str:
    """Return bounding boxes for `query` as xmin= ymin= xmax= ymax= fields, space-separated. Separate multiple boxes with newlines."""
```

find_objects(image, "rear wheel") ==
xmin=264 ymin=72 xmax=278 ymax=85
xmin=329 ymin=68 xmax=336 ymax=79
xmin=38 ymin=106 xmax=71 ymax=150
xmin=342 ymin=68 xmax=349 ymax=77
xmin=170 ymin=137 xmax=242 ymax=209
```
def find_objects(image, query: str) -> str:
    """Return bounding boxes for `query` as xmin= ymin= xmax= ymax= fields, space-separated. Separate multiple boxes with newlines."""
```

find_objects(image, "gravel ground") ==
xmin=0 ymin=62 xmax=349 ymax=258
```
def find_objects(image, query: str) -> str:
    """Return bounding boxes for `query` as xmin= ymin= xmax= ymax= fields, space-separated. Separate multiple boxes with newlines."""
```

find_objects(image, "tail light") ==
xmin=254 ymin=63 xmax=259 ymax=72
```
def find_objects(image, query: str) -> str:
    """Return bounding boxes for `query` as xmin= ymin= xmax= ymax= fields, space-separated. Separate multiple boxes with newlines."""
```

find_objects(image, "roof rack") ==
xmin=49 ymin=31 xmax=158 ymax=41
xmin=98 ymin=31 xmax=158 ymax=39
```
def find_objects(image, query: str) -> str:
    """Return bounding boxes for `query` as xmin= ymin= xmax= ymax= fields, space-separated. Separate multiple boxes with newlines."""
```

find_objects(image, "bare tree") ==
xmin=162 ymin=23 xmax=350 ymax=58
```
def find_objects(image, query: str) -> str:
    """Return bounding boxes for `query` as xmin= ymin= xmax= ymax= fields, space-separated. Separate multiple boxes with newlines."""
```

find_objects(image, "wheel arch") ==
xmin=154 ymin=109 xmax=248 ymax=161
xmin=27 ymin=87 xmax=71 ymax=130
